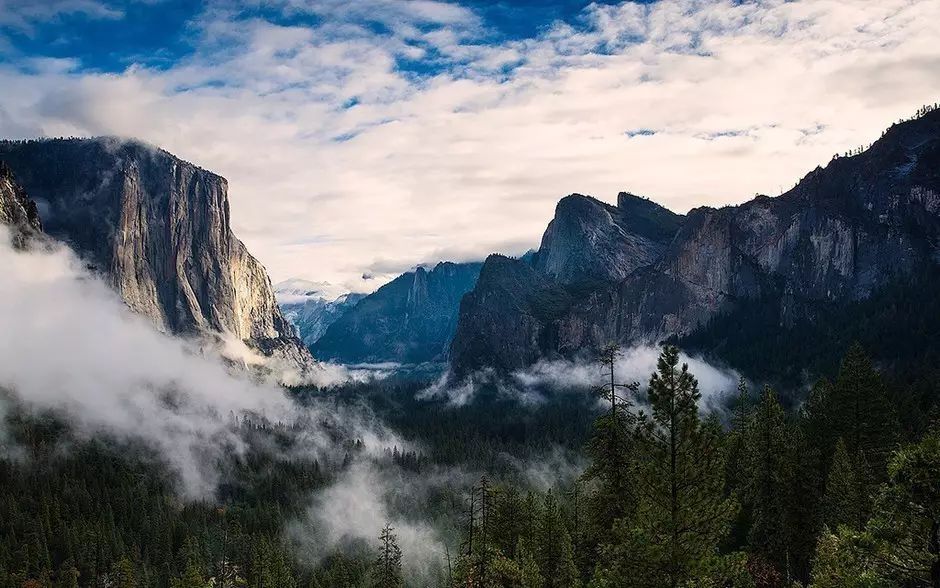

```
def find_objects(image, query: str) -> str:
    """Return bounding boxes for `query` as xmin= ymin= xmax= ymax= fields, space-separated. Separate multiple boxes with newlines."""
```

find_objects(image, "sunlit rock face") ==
xmin=0 ymin=138 xmax=315 ymax=375
xmin=0 ymin=161 xmax=41 ymax=243
xmin=451 ymin=110 xmax=940 ymax=375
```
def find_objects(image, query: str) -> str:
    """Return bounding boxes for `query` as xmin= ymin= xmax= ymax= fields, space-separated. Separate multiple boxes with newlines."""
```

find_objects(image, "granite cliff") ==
xmin=0 ymin=161 xmax=41 ymax=243
xmin=312 ymin=261 xmax=481 ymax=364
xmin=451 ymin=109 xmax=940 ymax=376
xmin=0 ymin=138 xmax=315 ymax=377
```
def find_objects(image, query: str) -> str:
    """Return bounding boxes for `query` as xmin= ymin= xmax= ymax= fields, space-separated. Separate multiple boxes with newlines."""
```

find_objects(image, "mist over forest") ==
xmin=2 ymin=1 xmax=940 ymax=587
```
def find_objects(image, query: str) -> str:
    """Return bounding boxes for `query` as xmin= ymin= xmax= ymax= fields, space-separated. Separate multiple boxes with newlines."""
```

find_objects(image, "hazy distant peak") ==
xmin=274 ymin=278 xmax=352 ymax=304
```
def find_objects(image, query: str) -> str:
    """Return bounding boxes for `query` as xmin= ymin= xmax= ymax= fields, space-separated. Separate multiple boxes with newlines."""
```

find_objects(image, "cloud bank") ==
xmin=423 ymin=345 xmax=741 ymax=410
xmin=0 ymin=0 xmax=938 ymax=289
xmin=0 ymin=228 xmax=398 ymax=496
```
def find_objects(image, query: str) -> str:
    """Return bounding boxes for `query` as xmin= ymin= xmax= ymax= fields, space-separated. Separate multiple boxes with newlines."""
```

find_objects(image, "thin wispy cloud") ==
xmin=0 ymin=0 xmax=124 ymax=33
xmin=0 ymin=0 xmax=938 ymax=291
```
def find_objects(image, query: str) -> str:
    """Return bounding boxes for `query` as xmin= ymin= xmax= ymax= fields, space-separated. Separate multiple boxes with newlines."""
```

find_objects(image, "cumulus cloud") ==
xmin=0 ymin=0 xmax=938 ymax=291
xmin=0 ymin=228 xmax=399 ymax=496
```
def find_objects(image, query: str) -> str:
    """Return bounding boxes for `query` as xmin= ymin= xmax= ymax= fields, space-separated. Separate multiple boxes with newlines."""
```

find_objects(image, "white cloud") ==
xmin=0 ymin=0 xmax=124 ymax=33
xmin=0 ymin=228 xmax=399 ymax=496
xmin=0 ymin=0 xmax=937 ymax=290
xmin=421 ymin=344 xmax=741 ymax=410
xmin=514 ymin=345 xmax=741 ymax=414
xmin=288 ymin=461 xmax=453 ymax=577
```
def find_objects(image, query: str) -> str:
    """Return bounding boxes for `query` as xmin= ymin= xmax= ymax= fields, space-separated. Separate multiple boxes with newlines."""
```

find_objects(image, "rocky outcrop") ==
xmin=451 ymin=109 xmax=940 ymax=375
xmin=313 ymin=261 xmax=481 ymax=364
xmin=0 ymin=138 xmax=315 ymax=376
xmin=0 ymin=161 xmax=41 ymax=244
xmin=533 ymin=192 xmax=682 ymax=284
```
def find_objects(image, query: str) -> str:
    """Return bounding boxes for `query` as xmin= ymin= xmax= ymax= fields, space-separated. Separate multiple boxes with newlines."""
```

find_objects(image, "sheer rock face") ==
xmin=533 ymin=192 xmax=683 ymax=284
xmin=0 ymin=161 xmax=41 ymax=242
xmin=0 ymin=138 xmax=315 ymax=374
xmin=451 ymin=110 xmax=940 ymax=375
xmin=312 ymin=261 xmax=482 ymax=364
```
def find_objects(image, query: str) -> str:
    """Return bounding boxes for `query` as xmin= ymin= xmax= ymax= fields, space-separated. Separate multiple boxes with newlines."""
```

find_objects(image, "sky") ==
xmin=0 ymin=0 xmax=938 ymax=292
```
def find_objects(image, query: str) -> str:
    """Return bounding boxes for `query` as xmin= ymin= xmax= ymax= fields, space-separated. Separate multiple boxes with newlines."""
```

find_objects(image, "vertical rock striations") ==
xmin=451 ymin=109 xmax=940 ymax=375
xmin=312 ymin=261 xmax=482 ymax=364
xmin=0 ymin=138 xmax=315 ymax=377
xmin=0 ymin=161 xmax=41 ymax=244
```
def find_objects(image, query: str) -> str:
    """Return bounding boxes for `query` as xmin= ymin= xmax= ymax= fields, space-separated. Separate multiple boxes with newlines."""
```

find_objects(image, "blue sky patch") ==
xmin=0 ymin=1 xmax=659 ymax=76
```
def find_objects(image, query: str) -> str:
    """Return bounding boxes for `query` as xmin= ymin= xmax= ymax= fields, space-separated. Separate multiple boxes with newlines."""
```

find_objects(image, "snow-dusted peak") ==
xmin=274 ymin=278 xmax=350 ymax=304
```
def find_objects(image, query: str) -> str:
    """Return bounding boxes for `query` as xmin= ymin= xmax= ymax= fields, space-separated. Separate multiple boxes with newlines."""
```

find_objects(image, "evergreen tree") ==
xmin=822 ymin=439 xmax=866 ymax=531
xmin=173 ymin=547 xmax=207 ymax=588
xmin=596 ymin=346 xmax=735 ymax=588
xmin=515 ymin=538 xmax=543 ymax=588
xmin=53 ymin=561 xmax=79 ymax=588
xmin=785 ymin=424 xmax=825 ymax=583
xmin=725 ymin=376 xmax=753 ymax=493
xmin=830 ymin=344 xmax=899 ymax=476
xmin=112 ymin=557 xmax=137 ymax=588
xmin=536 ymin=491 xmax=580 ymax=588
xmin=723 ymin=377 xmax=753 ymax=551
xmin=583 ymin=344 xmax=638 ymax=543
xmin=490 ymin=485 xmax=524 ymax=558
xmin=248 ymin=537 xmax=296 ymax=588
xmin=374 ymin=523 xmax=403 ymax=588
xmin=744 ymin=386 xmax=791 ymax=575
xmin=802 ymin=378 xmax=835 ymax=470
xmin=808 ymin=528 xmax=890 ymax=588
xmin=864 ymin=428 xmax=940 ymax=586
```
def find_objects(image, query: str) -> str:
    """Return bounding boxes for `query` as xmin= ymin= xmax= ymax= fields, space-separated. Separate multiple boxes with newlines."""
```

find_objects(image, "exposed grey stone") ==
xmin=451 ymin=110 xmax=940 ymax=375
xmin=0 ymin=138 xmax=315 ymax=377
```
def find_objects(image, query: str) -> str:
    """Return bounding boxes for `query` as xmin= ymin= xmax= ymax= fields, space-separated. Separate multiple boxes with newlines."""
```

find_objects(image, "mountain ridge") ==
xmin=312 ymin=260 xmax=482 ymax=364
xmin=451 ymin=108 xmax=940 ymax=376
xmin=275 ymin=279 xmax=366 ymax=348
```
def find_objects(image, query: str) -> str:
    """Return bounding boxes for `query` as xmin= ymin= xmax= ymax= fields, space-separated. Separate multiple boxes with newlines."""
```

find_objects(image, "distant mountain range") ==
xmin=450 ymin=107 xmax=940 ymax=380
xmin=3 ymin=108 xmax=938 ymax=384
xmin=275 ymin=279 xmax=366 ymax=347
xmin=311 ymin=261 xmax=482 ymax=364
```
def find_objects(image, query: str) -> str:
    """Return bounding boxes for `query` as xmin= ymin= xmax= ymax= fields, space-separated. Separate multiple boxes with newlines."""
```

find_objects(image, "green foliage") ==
xmin=373 ymin=523 xmax=403 ymax=588
xmin=1 ymin=342 xmax=935 ymax=588
xmin=822 ymin=440 xmax=866 ymax=531
xmin=681 ymin=268 xmax=940 ymax=400
xmin=515 ymin=539 xmax=543 ymax=588
xmin=743 ymin=386 xmax=791 ymax=568
xmin=583 ymin=345 xmax=638 ymax=565
xmin=862 ymin=428 xmax=940 ymax=585
xmin=808 ymin=528 xmax=890 ymax=588
xmin=829 ymin=344 xmax=899 ymax=476
xmin=593 ymin=346 xmax=735 ymax=588
xmin=111 ymin=557 xmax=137 ymax=588
xmin=535 ymin=491 xmax=580 ymax=588
xmin=0 ymin=410 xmax=319 ymax=588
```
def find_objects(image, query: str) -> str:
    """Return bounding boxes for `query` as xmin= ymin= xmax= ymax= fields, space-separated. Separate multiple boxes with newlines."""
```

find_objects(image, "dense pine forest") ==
xmin=2 ymin=342 xmax=939 ymax=587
